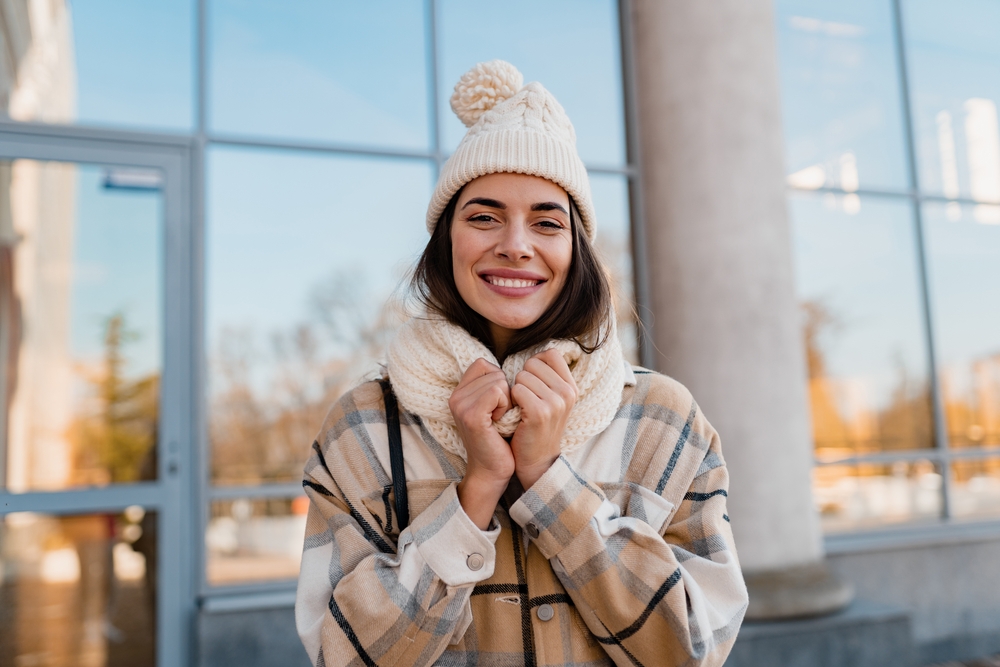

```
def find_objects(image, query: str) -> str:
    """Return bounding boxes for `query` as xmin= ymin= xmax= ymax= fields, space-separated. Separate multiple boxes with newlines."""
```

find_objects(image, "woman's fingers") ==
xmin=517 ymin=352 xmax=578 ymax=406
xmin=532 ymin=349 xmax=576 ymax=386
xmin=450 ymin=358 xmax=512 ymax=428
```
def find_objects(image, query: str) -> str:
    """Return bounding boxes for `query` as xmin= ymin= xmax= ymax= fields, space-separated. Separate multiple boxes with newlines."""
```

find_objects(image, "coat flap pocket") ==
xmin=629 ymin=484 xmax=675 ymax=535
xmin=405 ymin=479 xmax=456 ymax=518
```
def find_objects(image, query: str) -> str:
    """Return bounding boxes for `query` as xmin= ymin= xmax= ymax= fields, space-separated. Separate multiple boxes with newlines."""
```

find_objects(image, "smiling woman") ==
xmin=294 ymin=60 xmax=747 ymax=667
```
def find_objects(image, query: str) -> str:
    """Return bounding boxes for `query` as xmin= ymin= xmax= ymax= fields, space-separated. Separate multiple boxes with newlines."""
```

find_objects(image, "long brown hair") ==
xmin=411 ymin=185 xmax=613 ymax=359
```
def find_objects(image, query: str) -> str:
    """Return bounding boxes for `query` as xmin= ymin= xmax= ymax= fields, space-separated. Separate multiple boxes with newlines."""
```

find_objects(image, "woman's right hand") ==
xmin=450 ymin=358 xmax=515 ymax=529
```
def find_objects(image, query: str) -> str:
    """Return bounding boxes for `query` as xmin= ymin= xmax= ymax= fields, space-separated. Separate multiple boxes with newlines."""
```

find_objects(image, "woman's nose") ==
xmin=495 ymin=220 xmax=532 ymax=260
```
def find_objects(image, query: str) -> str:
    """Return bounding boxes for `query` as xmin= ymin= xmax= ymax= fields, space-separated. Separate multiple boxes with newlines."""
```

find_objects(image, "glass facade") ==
xmin=1 ymin=509 xmax=158 ymax=667
xmin=3 ymin=0 xmax=995 ymax=660
xmin=0 ymin=0 xmax=194 ymax=130
xmin=1 ymin=3 xmax=638 ymax=640
xmin=0 ymin=160 xmax=163 ymax=493
xmin=777 ymin=0 xmax=1000 ymax=533
xmin=208 ymin=0 xmax=430 ymax=149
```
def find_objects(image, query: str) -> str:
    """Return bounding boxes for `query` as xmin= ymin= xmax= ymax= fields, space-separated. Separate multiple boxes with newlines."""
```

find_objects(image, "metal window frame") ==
xmin=785 ymin=0 xmax=1000 ymax=552
xmin=0 ymin=119 xmax=198 ymax=667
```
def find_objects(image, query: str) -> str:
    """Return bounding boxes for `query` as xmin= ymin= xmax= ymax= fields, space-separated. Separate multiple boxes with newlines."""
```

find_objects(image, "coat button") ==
xmin=467 ymin=553 xmax=485 ymax=571
xmin=526 ymin=523 xmax=540 ymax=539
xmin=536 ymin=604 xmax=554 ymax=621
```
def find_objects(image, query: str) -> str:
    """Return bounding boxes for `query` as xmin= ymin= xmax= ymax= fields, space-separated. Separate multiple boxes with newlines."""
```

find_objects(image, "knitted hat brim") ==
xmin=426 ymin=128 xmax=596 ymax=242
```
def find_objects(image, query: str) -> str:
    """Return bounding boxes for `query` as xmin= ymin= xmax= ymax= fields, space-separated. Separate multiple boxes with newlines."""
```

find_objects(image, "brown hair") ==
xmin=410 ymin=187 xmax=613 ymax=359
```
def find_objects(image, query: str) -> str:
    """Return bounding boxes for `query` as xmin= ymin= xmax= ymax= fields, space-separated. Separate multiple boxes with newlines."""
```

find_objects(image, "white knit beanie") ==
xmin=426 ymin=60 xmax=597 ymax=242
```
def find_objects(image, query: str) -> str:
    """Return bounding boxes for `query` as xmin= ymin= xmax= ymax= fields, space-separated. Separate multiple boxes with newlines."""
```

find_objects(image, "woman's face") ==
xmin=451 ymin=172 xmax=574 ymax=351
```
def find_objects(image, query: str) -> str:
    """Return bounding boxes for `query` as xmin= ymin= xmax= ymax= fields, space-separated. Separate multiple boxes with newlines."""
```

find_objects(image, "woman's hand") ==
xmin=451 ymin=358 xmax=515 ymax=529
xmin=510 ymin=349 xmax=578 ymax=490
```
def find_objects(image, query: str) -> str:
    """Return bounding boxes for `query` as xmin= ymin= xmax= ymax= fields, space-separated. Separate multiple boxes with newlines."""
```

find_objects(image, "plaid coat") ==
xmin=296 ymin=364 xmax=747 ymax=667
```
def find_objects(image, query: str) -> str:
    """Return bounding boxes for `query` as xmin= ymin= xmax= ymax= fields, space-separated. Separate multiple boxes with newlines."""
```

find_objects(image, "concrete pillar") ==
xmin=628 ymin=0 xmax=852 ymax=618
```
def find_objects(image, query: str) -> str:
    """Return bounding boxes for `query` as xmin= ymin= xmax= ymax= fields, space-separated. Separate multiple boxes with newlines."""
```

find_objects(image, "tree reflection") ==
xmin=802 ymin=298 xmax=933 ymax=457
xmin=69 ymin=313 xmax=159 ymax=485
xmin=210 ymin=272 xmax=405 ymax=485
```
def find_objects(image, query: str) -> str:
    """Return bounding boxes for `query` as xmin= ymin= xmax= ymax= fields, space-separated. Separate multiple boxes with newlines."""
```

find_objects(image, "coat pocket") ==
xmin=596 ymin=481 xmax=675 ymax=535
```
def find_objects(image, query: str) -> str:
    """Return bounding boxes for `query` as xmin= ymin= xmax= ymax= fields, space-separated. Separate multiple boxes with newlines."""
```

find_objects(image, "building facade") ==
xmin=0 ymin=1 xmax=997 ymax=666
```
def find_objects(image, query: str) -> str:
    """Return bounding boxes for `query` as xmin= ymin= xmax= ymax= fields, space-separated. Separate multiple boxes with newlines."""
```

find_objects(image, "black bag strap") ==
xmin=379 ymin=379 xmax=409 ymax=532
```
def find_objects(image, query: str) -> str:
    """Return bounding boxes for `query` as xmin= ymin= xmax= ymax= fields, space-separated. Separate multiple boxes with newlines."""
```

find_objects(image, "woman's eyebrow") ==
xmin=461 ymin=197 xmax=506 ymax=210
xmin=531 ymin=202 xmax=568 ymax=214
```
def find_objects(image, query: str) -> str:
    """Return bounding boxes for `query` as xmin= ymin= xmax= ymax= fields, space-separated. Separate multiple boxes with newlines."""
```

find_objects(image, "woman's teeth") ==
xmin=486 ymin=276 xmax=539 ymax=288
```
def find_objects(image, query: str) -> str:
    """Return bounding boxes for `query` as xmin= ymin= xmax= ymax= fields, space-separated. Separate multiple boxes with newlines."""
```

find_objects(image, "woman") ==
xmin=296 ymin=60 xmax=747 ymax=667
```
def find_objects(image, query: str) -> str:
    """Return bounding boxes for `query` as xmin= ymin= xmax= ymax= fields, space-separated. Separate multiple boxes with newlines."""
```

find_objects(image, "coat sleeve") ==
xmin=295 ymin=427 xmax=500 ymax=667
xmin=508 ymin=414 xmax=747 ymax=666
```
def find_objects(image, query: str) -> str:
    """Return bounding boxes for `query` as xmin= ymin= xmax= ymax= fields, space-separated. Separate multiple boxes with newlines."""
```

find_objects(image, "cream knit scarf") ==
xmin=385 ymin=314 xmax=625 ymax=461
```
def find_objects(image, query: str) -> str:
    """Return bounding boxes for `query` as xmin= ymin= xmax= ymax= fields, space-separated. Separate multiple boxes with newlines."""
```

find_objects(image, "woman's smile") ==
xmin=479 ymin=268 xmax=546 ymax=294
xmin=451 ymin=172 xmax=574 ymax=352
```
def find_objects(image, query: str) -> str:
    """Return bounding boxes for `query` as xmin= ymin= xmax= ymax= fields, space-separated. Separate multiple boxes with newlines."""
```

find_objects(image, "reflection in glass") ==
xmin=0 ymin=0 xmax=193 ymax=130
xmin=206 ymin=496 xmax=307 ymax=585
xmin=774 ymin=0 xmax=909 ymax=191
xmin=951 ymin=458 xmax=1000 ymax=520
xmin=814 ymin=460 xmax=942 ymax=533
xmin=209 ymin=0 xmax=429 ymax=149
xmin=904 ymin=0 xmax=1000 ymax=201
xmin=0 ymin=509 xmax=157 ymax=666
xmin=207 ymin=148 xmax=432 ymax=485
xmin=436 ymin=0 xmax=625 ymax=166
xmin=0 ymin=161 xmax=162 ymax=492
xmin=590 ymin=174 xmax=638 ymax=364
xmin=923 ymin=202 xmax=1000 ymax=450
xmin=789 ymin=193 xmax=933 ymax=460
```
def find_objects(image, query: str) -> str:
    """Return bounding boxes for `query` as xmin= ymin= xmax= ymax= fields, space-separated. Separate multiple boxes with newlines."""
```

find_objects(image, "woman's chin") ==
xmin=482 ymin=310 xmax=546 ymax=337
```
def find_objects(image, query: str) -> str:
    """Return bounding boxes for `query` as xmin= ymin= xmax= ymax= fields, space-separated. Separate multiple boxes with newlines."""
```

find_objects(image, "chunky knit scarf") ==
xmin=386 ymin=314 xmax=625 ymax=461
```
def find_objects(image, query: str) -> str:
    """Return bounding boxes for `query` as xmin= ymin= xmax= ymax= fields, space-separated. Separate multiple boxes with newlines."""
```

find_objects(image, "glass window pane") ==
xmin=0 ymin=0 xmax=194 ymax=130
xmin=904 ymin=0 xmax=1000 ymax=200
xmin=790 ymin=193 xmax=933 ymax=460
xmin=206 ymin=496 xmax=306 ymax=585
xmin=923 ymin=202 xmax=1000 ymax=450
xmin=590 ymin=174 xmax=638 ymax=364
xmin=814 ymin=459 xmax=942 ymax=533
xmin=436 ymin=0 xmax=625 ymax=166
xmin=1 ymin=161 xmax=163 ymax=492
xmin=1 ymin=509 xmax=157 ymax=666
xmin=207 ymin=147 xmax=433 ymax=485
xmin=951 ymin=458 xmax=1000 ymax=520
xmin=209 ymin=0 xmax=430 ymax=150
xmin=774 ymin=0 xmax=909 ymax=191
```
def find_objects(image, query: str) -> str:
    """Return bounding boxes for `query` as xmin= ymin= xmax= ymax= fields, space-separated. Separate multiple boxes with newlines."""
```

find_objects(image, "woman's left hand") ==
xmin=510 ymin=349 xmax=578 ymax=490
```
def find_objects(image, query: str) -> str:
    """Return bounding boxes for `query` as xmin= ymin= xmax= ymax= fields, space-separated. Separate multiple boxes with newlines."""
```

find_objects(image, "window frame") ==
xmin=0 ymin=119 xmax=198 ymax=667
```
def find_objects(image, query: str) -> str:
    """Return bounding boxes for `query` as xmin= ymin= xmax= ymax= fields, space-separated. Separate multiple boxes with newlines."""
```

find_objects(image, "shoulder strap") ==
xmin=379 ymin=379 xmax=409 ymax=532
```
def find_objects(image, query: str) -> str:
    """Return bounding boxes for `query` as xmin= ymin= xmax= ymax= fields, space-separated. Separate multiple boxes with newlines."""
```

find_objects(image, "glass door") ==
xmin=0 ymin=124 xmax=194 ymax=667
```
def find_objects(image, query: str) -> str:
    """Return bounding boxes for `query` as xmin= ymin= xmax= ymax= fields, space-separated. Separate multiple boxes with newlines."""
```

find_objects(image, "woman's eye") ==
xmin=469 ymin=214 xmax=495 ymax=223
xmin=537 ymin=219 xmax=565 ymax=230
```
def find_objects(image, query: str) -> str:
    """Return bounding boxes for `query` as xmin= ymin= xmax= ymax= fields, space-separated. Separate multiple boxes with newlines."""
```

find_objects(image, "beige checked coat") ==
xmin=296 ymin=364 xmax=748 ymax=667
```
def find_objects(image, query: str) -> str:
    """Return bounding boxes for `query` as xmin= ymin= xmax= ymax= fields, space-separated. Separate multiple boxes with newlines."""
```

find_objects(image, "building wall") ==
xmin=829 ymin=537 xmax=1000 ymax=657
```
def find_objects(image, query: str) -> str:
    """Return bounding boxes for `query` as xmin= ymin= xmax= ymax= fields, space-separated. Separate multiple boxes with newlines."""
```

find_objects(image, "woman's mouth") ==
xmin=480 ymin=272 xmax=546 ymax=296
xmin=484 ymin=275 xmax=540 ymax=288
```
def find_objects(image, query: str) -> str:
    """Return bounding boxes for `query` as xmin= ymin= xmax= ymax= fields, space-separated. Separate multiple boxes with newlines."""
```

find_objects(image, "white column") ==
xmin=629 ymin=0 xmax=851 ymax=618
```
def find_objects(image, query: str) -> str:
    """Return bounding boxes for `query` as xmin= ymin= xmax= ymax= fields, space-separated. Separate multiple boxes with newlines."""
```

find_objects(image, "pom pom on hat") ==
xmin=428 ymin=60 xmax=597 ymax=241
xmin=450 ymin=60 xmax=525 ymax=128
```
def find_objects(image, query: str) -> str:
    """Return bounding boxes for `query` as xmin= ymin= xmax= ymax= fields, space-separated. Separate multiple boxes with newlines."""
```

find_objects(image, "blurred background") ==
xmin=0 ymin=1 xmax=997 ymax=666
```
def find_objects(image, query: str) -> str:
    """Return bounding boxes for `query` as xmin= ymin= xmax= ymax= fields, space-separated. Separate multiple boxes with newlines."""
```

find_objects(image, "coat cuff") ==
xmin=508 ymin=455 xmax=606 ymax=560
xmin=408 ymin=481 xmax=500 ymax=587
